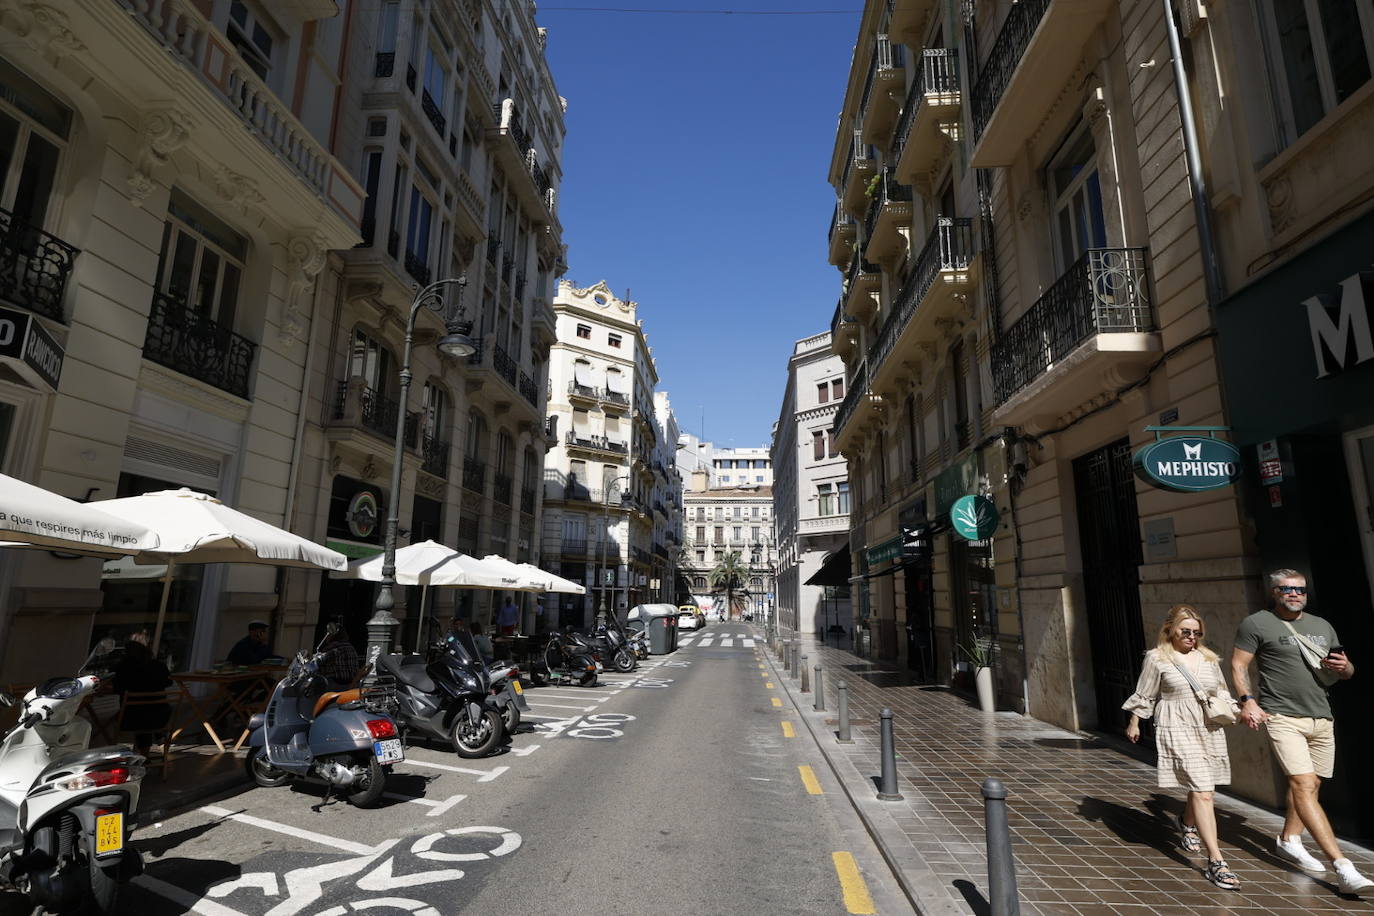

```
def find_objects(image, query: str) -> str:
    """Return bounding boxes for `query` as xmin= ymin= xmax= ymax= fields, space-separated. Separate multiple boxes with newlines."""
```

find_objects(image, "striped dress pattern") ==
xmin=1123 ymin=648 xmax=1233 ymax=792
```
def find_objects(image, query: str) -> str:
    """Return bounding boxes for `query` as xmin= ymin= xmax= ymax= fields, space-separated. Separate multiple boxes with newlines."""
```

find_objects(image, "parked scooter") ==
xmin=244 ymin=630 xmax=402 ymax=807
xmin=626 ymin=627 xmax=650 ymax=661
xmin=0 ymin=677 xmax=146 ymax=915
xmin=485 ymin=663 xmax=529 ymax=735
xmin=539 ymin=630 xmax=601 ymax=687
xmin=586 ymin=619 xmax=638 ymax=672
xmin=374 ymin=630 xmax=510 ymax=758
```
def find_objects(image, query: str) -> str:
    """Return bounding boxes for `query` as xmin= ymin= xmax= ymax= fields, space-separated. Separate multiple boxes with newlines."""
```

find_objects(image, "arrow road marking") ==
xmin=199 ymin=805 xmax=381 ymax=855
xmin=404 ymin=761 xmax=509 ymax=782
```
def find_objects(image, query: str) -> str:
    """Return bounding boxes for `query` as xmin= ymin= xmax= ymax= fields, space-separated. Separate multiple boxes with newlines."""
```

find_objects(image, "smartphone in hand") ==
xmin=1327 ymin=645 xmax=1345 ymax=658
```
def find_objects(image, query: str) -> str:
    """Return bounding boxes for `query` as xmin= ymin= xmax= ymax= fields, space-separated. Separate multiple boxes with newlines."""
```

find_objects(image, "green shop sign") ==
xmin=934 ymin=454 xmax=979 ymax=515
xmin=950 ymin=495 xmax=999 ymax=541
xmin=865 ymin=535 xmax=904 ymax=566
xmin=1132 ymin=426 xmax=1242 ymax=493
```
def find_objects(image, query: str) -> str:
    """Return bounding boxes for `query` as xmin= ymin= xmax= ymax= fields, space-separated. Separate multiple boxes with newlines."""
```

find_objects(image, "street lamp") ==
xmin=366 ymin=277 xmax=474 ymax=662
xmin=598 ymin=474 xmax=632 ymax=625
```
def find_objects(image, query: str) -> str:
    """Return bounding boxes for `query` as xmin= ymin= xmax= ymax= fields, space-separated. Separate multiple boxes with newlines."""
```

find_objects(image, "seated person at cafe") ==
xmin=320 ymin=626 xmax=361 ymax=690
xmin=471 ymin=621 xmax=494 ymax=664
xmin=227 ymin=620 xmax=273 ymax=666
xmin=113 ymin=640 xmax=173 ymax=755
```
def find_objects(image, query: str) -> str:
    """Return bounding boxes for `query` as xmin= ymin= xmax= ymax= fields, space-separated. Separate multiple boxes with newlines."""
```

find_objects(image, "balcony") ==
xmin=0 ymin=208 xmax=79 ymax=323
xmin=374 ymin=51 xmax=394 ymax=78
xmin=462 ymin=459 xmax=487 ymax=495
xmin=992 ymin=248 xmax=1158 ymax=428
xmin=894 ymin=49 xmax=962 ymax=190
xmin=843 ymin=251 xmax=882 ymax=322
xmin=487 ymin=99 xmax=547 ymax=222
xmin=831 ymin=297 xmax=860 ymax=362
xmin=863 ymin=168 xmax=914 ymax=263
xmin=860 ymin=35 xmax=906 ymax=146
xmin=143 ymin=292 xmax=255 ymax=398
xmin=420 ymin=436 xmax=450 ymax=478
xmin=801 ymin=516 xmax=849 ymax=536
xmin=888 ymin=0 xmax=937 ymax=45
xmin=518 ymin=370 xmax=538 ymax=407
xmin=562 ymin=538 xmax=589 ymax=555
xmin=840 ymin=131 xmax=877 ymax=219
xmin=492 ymin=341 xmax=518 ymax=387
xmin=493 ymin=472 xmax=513 ymax=506
xmin=970 ymin=0 xmax=1113 ymax=167
xmin=404 ymin=250 xmax=431 ymax=285
xmin=828 ymin=200 xmax=857 ymax=267
xmin=420 ymin=89 xmax=447 ymax=137
xmin=833 ymin=360 xmax=882 ymax=448
xmin=565 ymin=431 xmax=628 ymax=457
xmin=868 ymin=218 xmax=977 ymax=397
xmin=331 ymin=379 xmax=419 ymax=446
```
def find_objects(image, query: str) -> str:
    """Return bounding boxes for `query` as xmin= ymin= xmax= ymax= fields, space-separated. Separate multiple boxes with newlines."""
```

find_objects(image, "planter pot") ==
xmin=975 ymin=666 xmax=995 ymax=713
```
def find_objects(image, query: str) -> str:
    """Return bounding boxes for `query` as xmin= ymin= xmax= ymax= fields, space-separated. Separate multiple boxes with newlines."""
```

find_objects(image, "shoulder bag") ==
xmin=1172 ymin=659 xmax=1238 ymax=726
xmin=1279 ymin=619 xmax=1341 ymax=688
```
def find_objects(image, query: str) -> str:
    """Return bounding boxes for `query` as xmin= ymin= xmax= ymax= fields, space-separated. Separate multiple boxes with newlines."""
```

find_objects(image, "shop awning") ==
xmin=574 ymin=363 xmax=595 ymax=387
xmin=805 ymin=542 xmax=851 ymax=586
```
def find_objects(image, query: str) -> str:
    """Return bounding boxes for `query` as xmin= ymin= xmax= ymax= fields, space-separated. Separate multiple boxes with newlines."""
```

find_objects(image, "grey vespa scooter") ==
xmin=243 ymin=630 xmax=402 ymax=808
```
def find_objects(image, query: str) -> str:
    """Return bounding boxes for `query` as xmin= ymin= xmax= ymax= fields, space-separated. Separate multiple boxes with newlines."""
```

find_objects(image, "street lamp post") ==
xmin=365 ymin=277 xmax=475 ymax=663
xmin=598 ymin=474 xmax=632 ymax=626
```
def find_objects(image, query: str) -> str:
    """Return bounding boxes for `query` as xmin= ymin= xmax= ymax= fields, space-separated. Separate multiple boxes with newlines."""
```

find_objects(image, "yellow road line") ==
xmin=798 ymin=765 xmax=822 ymax=795
xmin=831 ymin=852 xmax=876 ymax=914
xmin=781 ymin=721 xmax=795 ymax=738
xmin=771 ymin=697 xmax=782 ymax=707
xmin=765 ymin=682 xmax=774 ymax=689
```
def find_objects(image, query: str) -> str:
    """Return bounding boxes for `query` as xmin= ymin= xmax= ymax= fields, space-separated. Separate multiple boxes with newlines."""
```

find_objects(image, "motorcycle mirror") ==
xmin=0 ymin=691 xmax=14 ymax=707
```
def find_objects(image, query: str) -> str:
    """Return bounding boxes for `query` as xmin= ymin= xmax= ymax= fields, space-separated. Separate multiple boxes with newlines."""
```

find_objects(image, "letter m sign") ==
xmin=1306 ymin=270 xmax=1374 ymax=379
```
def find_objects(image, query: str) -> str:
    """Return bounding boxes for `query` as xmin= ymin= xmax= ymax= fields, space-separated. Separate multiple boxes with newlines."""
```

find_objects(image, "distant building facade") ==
xmin=680 ymin=476 xmax=775 ymax=620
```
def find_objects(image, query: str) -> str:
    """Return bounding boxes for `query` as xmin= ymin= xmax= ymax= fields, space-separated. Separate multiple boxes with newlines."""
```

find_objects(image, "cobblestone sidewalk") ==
xmin=767 ymin=632 xmax=1374 ymax=916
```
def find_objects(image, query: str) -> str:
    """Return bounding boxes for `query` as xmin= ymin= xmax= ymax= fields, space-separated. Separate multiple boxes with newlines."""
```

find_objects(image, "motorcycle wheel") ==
xmin=345 ymin=754 xmax=386 ymax=808
xmin=613 ymin=648 xmax=636 ymax=672
xmin=451 ymin=708 xmax=503 ymax=758
xmin=579 ymin=669 xmax=599 ymax=688
xmin=82 ymin=854 xmax=119 ymax=915
xmin=501 ymin=698 xmax=520 ymax=735
xmin=245 ymin=746 xmax=292 ymax=788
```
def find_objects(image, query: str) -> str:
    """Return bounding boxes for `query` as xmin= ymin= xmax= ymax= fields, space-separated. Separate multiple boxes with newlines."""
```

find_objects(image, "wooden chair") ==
xmin=114 ymin=688 xmax=187 ymax=779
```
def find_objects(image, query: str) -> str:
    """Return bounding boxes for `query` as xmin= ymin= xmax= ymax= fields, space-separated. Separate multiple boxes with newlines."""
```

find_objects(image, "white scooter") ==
xmin=0 ymin=676 xmax=146 ymax=914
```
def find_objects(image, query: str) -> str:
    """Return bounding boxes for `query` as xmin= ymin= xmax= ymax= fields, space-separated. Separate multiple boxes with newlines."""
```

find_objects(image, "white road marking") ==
xmin=743 ymin=638 xmax=756 ymax=647
xmin=265 ymin=843 xmax=399 ymax=916
xmin=720 ymin=638 xmax=734 ymax=647
xmin=134 ymin=875 xmax=248 ymax=915
xmin=411 ymin=827 xmax=522 ymax=862
xmin=381 ymin=792 xmax=467 ymax=817
xmin=199 ymin=806 xmax=380 ymax=855
xmin=507 ymin=743 xmax=541 ymax=756
xmin=404 ymin=760 xmax=509 ymax=781
xmin=207 ymin=874 xmax=280 ymax=898
xmin=530 ymin=691 xmax=609 ymax=701
xmin=355 ymin=857 xmax=465 ymax=890
xmin=696 ymin=638 xmax=714 ymax=647
xmin=524 ymin=700 xmax=600 ymax=711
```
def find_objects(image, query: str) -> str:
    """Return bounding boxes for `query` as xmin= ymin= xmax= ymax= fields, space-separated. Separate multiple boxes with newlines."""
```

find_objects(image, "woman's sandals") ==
xmin=1206 ymin=859 xmax=1241 ymax=890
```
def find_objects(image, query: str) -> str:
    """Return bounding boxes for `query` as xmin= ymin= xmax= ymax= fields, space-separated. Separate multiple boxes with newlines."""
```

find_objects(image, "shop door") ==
xmin=1347 ymin=426 xmax=1374 ymax=606
xmin=1073 ymin=439 xmax=1146 ymax=734
xmin=903 ymin=561 xmax=935 ymax=681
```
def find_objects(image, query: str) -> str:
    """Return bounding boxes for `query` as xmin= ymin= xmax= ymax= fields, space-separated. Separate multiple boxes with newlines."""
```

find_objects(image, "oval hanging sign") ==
xmin=950 ymin=495 xmax=999 ymax=541
xmin=1133 ymin=436 xmax=1242 ymax=492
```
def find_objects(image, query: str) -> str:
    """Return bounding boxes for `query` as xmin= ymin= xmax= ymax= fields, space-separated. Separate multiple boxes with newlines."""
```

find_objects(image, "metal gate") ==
xmin=1073 ymin=439 xmax=1146 ymax=734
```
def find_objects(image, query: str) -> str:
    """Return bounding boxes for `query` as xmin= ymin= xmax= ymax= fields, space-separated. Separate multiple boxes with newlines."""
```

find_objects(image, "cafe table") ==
xmin=171 ymin=665 xmax=287 ymax=753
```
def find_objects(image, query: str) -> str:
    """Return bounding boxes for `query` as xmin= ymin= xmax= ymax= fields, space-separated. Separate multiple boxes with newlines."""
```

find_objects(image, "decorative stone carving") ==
xmin=1016 ymin=191 xmax=1033 ymax=222
xmin=362 ymin=456 xmax=379 ymax=480
xmin=214 ymin=165 xmax=266 ymax=211
xmin=415 ymin=474 xmax=445 ymax=497
xmin=0 ymin=1 xmax=86 ymax=60
xmin=1264 ymin=173 xmax=1295 ymax=235
xmin=127 ymin=108 xmax=194 ymax=206
xmin=280 ymin=231 xmax=328 ymax=346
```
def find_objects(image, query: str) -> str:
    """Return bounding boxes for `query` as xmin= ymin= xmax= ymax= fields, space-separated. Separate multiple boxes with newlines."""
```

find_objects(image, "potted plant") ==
xmin=960 ymin=640 xmax=996 ymax=713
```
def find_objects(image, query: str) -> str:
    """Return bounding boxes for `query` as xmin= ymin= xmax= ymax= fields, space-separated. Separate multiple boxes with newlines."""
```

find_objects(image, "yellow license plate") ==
xmin=511 ymin=681 xmax=523 ymax=695
xmin=95 ymin=813 xmax=123 ymax=856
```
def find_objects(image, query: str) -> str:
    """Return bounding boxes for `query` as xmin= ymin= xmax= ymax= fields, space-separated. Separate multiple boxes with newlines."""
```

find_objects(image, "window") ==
xmin=496 ymin=431 xmax=514 ymax=476
xmin=832 ymin=378 xmax=844 ymax=400
xmin=695 ymin=525 xmax=705 ymax=542
xmin=1262 ymin=1 xmax=1374 ymax=142
xmin=608 ymin=334 xmax=622 ymax=348
xmin=817 ymin=483 xmax=834 ymax=516
xmin=696 ymin=549 xmax=705 ymax=563
xmin=360 ymin=150 xmax=382 ymax=243
xmin=378 ymin=1 xmax=399 ymax=53
xmin=227 ymin=1 xmax=277 ymax=82
xmin=1048 ymin=126 xmax=1106 ymax=271
xmin=423 ymin=45 xmax=446 ymax=106
xmin=817 ymin=382 xmax=829 ymax=404
xmin=721 ymin=475 xmax=731 ymax=483
xmin=733 ymin=506 xmax=742 ymax=519
xmin=421 ymin=382 xmax=447 ymax=443
xmin=713 ymin=526 xmax=724 ymax=543
xmin=751 ymin=526 xmax=760 ymax=543
xmin=0 ymin=56 xmax=70 ymax=239
xmin=568 ymin=458 xmax=586 ymax=488
xmin=406 ymin=183 xmax=434 ymax=275
xmin=752 ymin=507 xmax=760 ymax=518
xmin=576 ymin=324 xmax=591 ymax=339
xmin=837 ymin=481 xmax=850 ymax=514
xmin=157 ymin=191 xmax=247 ymax=330
xmin=465 ymin=410 xmax=486 ymax=460
xmin=755 ymin=475 xmax=764 ymax=483
xmin=813 ymin=430 xmax=826 ymax=461
xmin=349 ymin=329 xmax=392 ymax=393
xmin=715 ymin=507 xmax=724 ymax=520
xmin=733 ymin=526 xmax=742 ymax=541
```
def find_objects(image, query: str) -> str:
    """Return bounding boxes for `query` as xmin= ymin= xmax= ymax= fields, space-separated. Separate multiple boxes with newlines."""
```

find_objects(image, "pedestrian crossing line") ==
xmin=697 ymin=638 xmax=714 ymax=647
xmin=771 ymin=697 xmax=782 ymax=707
xmin=720 ymin=638 xmax=734 ymax=647
xmin=798 ymin=766 xmax=822 ymax=795
xmin=742 ymin=638 xmax=756 ymax=647
xmin=831 ymin=852 xmax=877 ymax=914
xmin=781 ymin=721 xmax=795 ymax=738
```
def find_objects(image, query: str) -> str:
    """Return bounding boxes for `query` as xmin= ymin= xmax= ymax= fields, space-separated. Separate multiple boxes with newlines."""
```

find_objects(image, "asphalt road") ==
xmin=2 ymin=625 xmax=912 ymax=915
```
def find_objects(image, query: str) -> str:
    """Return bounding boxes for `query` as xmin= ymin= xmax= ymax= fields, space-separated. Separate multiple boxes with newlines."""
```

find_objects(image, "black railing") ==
xmin=500 ymin=254 xmax=514 ymax=283
xmin=404 ymin=250 xmax=431 ymax=285
xmin=356 ymin=384 xmax=401 ymax=439
xmin=867 ymin=217 xmax=975 ymax=373
xmin=518 ymin=370 xmax=538 ymax=406
xmin=603 ymin=388 xmax=629 ymax=407
xmin=0 ymin=207 xmax=79 ymax=323
xmin=521 ymin=487 xmax=536 ymax=515
xmin=845 ymin=250 xmax=881 ymax=293
xmin=893 ymin=49 xmax=960 ymax=162
xmin=405 ymin=63 xmax=417 ymax=92
xmin=421 ymin=436 xmax=450 ymax=477
xmin=562 ymin=538 xmax=588 ymax=554
xmin=359 ymin=215 xmax=375 ymax=248
xmin=972 ymin=0 xmax=1051 ymax=142
xmin=493 ymin=472 xmax=513 ymax=506
xmin=568 ymin=381 xmax=597 ymax=399
xmin=492 ymin=342 xmax=517 ymax=386
xmin=830 ymin=297 xmax=852 ymax=341
xmin=144 ymin=292 xmax=255 ymax=398
xmin=833 ymin=360 xmax=869 ymax=438
xmin=462 ymin=459 xmax=487 ymax=494
xmin=564 ymin=431 xmax=628 ymax=454
xmin=420 ymin=89 xmax=447 ymax=136
xmin=992 ymin=248 xmax=1154 ymax=402
xmin=486 ymin=238 xmax=501 ymax=264
xmin=514 ymin=271 xmax=527 ymax=298
xmin=374 ymin=52 xmax=395 ymax=77
xmin=839 ymin=129 xmax=871 ymax=197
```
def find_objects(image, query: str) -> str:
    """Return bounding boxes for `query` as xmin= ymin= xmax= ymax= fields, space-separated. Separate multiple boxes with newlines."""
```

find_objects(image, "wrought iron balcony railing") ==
xmin=991 ymin=247 xmax=1154 ymax=402
xmin=892 ymin=48 xmax=960 ymax=162
xmin=421 ymin=436 xmax=449 ymax=477
xmin=562 ymin=538 xmax=588 ymax=554
xmin=845 ymin=250 xmax=881 ymax=292
xmin=521 ymin=487 xmax=536 ymax=515
xmin=867 ymin=217 xmax=975 ymax=372
xmin=404 ymin=250 xmax=431 ymax=285
xmin=971 ymin=0 xmax=1050 ymax=142
xmin=568 ymin=380 xmax=598 ymax=399
xmin=421 ymin=89 xmax=447 ymax=136
xmin=144 ymin=292 xmax=255 ymax=398
xmin=332 ymin=380 xmax=417 ymax=444
xmin=518 ymin=370 xmax=538 ymax=406
xmin=462 ymin=458 xmax=487 ymax=494
xmin=492 ymin=342 xmax=517 ymax=386
xmin=0 ymin=207 xmax=79 ymax=323
xmin=374 ymin=52 xmax=395 ymax=78
xmin=493 ymin=472 xmax=513 ymax=506
xmin=833 ymin=360 xmax=869 ymax=438
xmin=828 ymin=200 xmax=855 ymax=246
xmin=486 ymin=238 xmax=501 ymax=264
xmin=514 ymin=271 xmax=527 ymax=299
xmin=564 ymin=431 xmax=628 ymax=455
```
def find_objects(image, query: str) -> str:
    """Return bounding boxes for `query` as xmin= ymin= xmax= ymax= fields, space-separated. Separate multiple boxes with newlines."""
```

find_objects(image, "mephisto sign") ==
xmin=1132 ymin=434 xmax=1242 ymax=493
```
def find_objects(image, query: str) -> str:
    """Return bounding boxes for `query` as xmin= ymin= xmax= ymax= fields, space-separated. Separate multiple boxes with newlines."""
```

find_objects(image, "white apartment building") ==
xmin=540 ymin=280 xmax=679 ymax=628
xmin=680 ymin=476 xmax=775 ymax=621
xmin=675 ymin=434 xmax=773 ymax=488
xmin=771 ymin=331 xmax=850 ymax=638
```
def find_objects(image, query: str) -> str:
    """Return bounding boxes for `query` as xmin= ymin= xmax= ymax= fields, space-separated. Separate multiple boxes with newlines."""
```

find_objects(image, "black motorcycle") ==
xmin=585 ymin=620 xmax=637 ymax=672
xmin=374 ymin=631 xmax=510 ymax=758
xmin=539 ymin=630 xmax=600 ymax=687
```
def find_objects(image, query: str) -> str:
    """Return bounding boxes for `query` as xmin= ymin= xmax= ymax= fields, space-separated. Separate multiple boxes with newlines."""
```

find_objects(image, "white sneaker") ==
xmin=1335 ymin=859 xmax=1374 ymax=895
xmin=1276 ymin=834 xmax=1325 ymax=873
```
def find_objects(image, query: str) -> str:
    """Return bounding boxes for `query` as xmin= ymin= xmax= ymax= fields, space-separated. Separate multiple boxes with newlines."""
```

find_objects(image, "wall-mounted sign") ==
xmin=0 ymin=306 xmax=63 ymax=391
xmin=346 ymin=490 xmax=379 ymax=539
xmin=1257 ymin=439 xmax=1284 ymax=485
xmin=1133 ymin=426 xmax=1241 ymax=492
xmin=934 ymin=454 xmax=979 ymax=516
xmin=865 ymin=535 xmax=903 ymax=566
xmin=950 ymin=495 xmax=999 ymax=541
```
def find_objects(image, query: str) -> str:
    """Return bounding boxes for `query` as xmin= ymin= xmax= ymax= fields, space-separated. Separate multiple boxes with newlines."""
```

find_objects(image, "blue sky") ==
xmin=540 ymin=3 xmax=859 ymax=448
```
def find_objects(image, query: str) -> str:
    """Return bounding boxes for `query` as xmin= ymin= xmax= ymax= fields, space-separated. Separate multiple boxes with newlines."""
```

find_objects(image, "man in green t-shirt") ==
xmin=1231 ymin=568 xmax=1370 ymax=895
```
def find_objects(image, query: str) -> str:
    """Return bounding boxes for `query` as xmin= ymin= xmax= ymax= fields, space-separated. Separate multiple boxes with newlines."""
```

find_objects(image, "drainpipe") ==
xmin=1163 ymin=0 xmax=1226 ymax=306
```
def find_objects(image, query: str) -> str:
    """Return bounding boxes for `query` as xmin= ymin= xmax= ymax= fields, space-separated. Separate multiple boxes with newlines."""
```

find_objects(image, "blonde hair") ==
xmin=1155 ymin=604 xmax=1218 ymax=663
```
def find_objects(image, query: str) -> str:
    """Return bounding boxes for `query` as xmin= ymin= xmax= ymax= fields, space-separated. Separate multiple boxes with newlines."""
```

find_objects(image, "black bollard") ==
xmin=813 ymin=666 xmax=825 ymax=712
xmin=800 ymin=654 xmax=810 ymax=693
xmin=877 ymin=708 xmax=903 ymax=800
xmin=836 ymin=679 xmax=853 ymax=743
xmin=783 ymin=642 xmax=792 ymax=672
xmin=982 ymin=778 xmax=1020 ymax=916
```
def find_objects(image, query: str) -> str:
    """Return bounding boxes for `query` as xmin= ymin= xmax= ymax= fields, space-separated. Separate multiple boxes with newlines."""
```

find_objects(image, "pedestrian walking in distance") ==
xmin=1231 ymin=568 xmax=1373 ymax=895
xmin=1124 ymin=605 xmax=1240 ymax=890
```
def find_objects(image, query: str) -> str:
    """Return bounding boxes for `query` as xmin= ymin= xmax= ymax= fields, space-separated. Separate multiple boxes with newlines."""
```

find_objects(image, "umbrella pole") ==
xmin=150 ymin=558 xmax=176 ymax=656
xmin=416 ymin=584 xmax=430 ymax=653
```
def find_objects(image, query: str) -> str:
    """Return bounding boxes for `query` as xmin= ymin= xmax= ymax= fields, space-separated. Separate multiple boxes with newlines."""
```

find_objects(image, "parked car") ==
xmin=677 ymin=610 xmax=701 ymax=630
xmin=679 ymin=605 xmax=705 ymax=628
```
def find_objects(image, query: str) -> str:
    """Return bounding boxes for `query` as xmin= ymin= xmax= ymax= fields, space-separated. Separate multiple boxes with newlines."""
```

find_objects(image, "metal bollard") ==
xmin=982 ymin=778 xmax=1020 ymax=916
xmin=836 ymin=680 xmax=853 ymax=743
xmin=789 ymin=643 xmax=798 ymax=675
xmin=813 ymin=666 xmax=825 ymax=711
xmin=800 ymin=655 xmax=809 ymax=693
xmin=876 ymin=708 xmax=903 ymax=800
xmin=783 ymin=642 xmax=793 ymax=672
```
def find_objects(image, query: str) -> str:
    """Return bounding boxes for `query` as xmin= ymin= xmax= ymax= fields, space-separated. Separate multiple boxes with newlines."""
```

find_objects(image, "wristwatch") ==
xmin=1238 ymin=694 xmax=1254 ymax=703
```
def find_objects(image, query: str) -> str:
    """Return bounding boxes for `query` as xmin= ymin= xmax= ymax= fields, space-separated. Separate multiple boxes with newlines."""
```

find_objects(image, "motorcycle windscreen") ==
xmin=445 ymin=630 xmax=490 ymax=676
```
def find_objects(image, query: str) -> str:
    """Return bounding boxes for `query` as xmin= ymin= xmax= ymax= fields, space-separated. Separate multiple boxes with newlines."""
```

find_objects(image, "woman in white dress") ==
xmin=1124 ymin=605 xmax=1239 ymax=890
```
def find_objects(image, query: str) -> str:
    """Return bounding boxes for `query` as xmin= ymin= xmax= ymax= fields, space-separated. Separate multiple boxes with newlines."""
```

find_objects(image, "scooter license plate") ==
xmin=511 ymin=680 xmax=523 ymax=695
xmin=95 ymin=812 xmax=123 ymax=857
xmin=374 ymin=738 xmax=404 ymax=764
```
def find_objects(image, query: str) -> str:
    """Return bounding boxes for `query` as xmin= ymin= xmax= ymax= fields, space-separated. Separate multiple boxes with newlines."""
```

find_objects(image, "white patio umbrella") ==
xmin=0 ymin=472 xmax=160 ymax=554
xmin=92 ymin=488 xmax=347 ymax=653
xmin=332 ymin=540 xmax=520 ymax=650
xmin=513 ymin=563 xmax=585 ymax=595
xmin=479 ymin=555 xmax=553 ymax=590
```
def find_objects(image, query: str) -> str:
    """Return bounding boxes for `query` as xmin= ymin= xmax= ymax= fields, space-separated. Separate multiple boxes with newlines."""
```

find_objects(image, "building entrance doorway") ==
xmin=1073 ymin=439 xmax=1146 ymax=735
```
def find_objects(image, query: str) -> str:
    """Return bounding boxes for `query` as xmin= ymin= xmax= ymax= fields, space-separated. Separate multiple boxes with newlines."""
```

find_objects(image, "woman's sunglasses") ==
xmin=1177 ymin=628 xmax=1203 ymax=638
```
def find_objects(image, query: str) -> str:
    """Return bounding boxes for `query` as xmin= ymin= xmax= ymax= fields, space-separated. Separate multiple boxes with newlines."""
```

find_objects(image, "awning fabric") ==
xmin=606 ymin=370 xmax=628 ymax=393
xmin=574 ymin=363 xmax=595 ymax=387
xmin=805 ymin=542 xmax=851 ymax=586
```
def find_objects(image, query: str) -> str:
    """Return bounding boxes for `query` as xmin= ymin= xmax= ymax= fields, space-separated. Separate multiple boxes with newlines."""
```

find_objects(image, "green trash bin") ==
xmin=628 ymin=603 xmax=679 ymax=654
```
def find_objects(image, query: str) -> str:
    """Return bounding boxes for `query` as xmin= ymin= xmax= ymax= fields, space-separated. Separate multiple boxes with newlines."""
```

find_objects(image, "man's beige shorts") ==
xmin=1266 ymin=714 xmax=1335 ymax=778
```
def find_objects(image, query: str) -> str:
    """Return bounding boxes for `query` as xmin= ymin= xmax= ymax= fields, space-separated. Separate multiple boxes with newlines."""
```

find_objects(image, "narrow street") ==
xmin=0 ymin=628 xmax=908 ymax=916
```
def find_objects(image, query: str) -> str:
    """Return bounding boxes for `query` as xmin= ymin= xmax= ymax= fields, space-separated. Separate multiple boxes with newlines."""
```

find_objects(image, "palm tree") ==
xmin=709 ymin=551 xmax=749 ymax=621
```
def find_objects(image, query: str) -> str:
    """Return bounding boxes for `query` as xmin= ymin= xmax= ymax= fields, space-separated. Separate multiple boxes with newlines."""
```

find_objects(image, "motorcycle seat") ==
xmin=313 ymin=688 xmax=361 ymax=718
xmin=378 ymin=654 xmax=437 ymax=693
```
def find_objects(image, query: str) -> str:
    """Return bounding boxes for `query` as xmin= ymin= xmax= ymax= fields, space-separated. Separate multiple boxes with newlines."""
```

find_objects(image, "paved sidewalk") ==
xmin=763 ymin=631 xmax=1374 ymax=916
